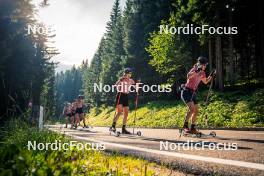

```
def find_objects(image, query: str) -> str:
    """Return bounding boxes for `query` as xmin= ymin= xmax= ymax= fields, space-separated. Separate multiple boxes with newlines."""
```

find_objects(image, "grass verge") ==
xmin=0 ymin=119 xmax=182 ymax=175
xmin=87 ymin=88 xmax=264 ymax=128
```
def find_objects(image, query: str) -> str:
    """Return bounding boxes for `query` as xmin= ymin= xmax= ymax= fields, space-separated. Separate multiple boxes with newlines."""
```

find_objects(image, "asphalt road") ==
xmin=47 ymin=125 xmax=264 ymax=176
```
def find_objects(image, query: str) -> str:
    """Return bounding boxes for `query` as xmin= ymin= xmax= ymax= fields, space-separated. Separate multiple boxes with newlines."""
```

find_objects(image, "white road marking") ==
xmin=49 ymin=128 xmax=264 ymax=171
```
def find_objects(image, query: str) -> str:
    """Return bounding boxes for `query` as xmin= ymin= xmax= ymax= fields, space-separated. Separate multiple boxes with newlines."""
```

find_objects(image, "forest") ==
xmin=0 ymin=0 xmax=263 ymax=175
xmin=0 ymin=0 xmax=264 ymax=126
xmin=53 ymin=0 xmax=264 ymax=128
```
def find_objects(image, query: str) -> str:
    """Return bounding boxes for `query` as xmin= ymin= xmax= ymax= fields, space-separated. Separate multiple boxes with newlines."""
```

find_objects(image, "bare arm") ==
xmin=201 ymin=75 xmax=213 ymax=84
xmin=115 ymin=76 xmax=125 ymax=85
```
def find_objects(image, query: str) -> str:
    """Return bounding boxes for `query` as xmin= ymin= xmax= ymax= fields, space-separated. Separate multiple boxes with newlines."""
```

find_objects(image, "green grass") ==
xmin=0 ymin=119 xmax=176 ymax=175
xmin=87 ymin=88 xmax=264 ymax=128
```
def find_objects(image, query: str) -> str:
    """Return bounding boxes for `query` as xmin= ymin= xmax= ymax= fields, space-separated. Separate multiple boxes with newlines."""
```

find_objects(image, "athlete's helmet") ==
xmin=197 ymin=56 xmax=208 ymax=65
xmin=124 ymin=67 xmax=133 ymax=74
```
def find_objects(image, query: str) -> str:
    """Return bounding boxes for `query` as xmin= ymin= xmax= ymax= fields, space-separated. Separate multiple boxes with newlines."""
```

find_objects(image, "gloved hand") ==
xmin=209 ymin=69 xmax=216 ymax=78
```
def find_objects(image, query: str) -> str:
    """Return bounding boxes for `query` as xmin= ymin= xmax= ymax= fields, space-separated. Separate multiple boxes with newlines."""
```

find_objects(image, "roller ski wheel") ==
xmin=182 ymin=132 xmax=191 ymax=137
xmin=180 ymin=129 xmax=202 ymax=138
xmin=209 ymin=131 xmax=216 ymax=137
xmin=136 ymin=131 xmax=142 ymax=136
xmin=109 ymin=127 xmax=120 ymax=137
xmin=183 ymin=132 xmax=202 ymax=138
xmin=195 ymin=132 xmax=202 ymax=138
xmin=109 ymin=127 xmax=116 ymax=135
xmin=116 ymin=131 xmax=121 ymax=137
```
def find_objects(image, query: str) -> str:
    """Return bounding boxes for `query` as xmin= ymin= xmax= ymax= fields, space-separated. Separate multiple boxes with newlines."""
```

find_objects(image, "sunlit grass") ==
xmin=0 ymin=119 xmax=179 ymax=175
xmin=87 ymin=88 xmax=264 ymax=128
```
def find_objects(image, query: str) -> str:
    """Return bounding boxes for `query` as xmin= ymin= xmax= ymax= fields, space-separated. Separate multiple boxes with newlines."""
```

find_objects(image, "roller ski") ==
xmin=70 ymin=124 xmax=78 ymax=129
xmin=113 ymin=89 xmax=142 ymax=137
xmin=130 ymin=90 xmax=142 ymax=137
xmin=179 ymin=127 xmax=216 ymax=138
xmin=109 ymin=126 xmax=121 ymax=137
xmin=121 ymin=126 xmax=141 ymax=137
xmin=83 ymin=125 xmax=93 ymax=129
xmin=179 ymin=127 xmax=202 ymax=138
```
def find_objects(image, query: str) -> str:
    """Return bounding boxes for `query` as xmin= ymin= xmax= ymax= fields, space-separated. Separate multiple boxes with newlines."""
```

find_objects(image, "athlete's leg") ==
xmin=81 ymin=113 xmax=87 ymax=126
xmin=181 ymin=89 xmax=195 ymax=130
xmin=191 ymin=104 xmax=198 ymax=124
xmin=111 ymin=105 xmax=123 ymax=130
xmin=121 ymin=106 xmax=131 ymax=134
xmin=70 ymin=115 xmax=74 ymax=128
xmin=113 ymin=104 xmax=123 ymax=123
xmin=190 ymin=104 xmax=199 ymax=133
xmin=122 ymin=106 xmax=129 ymax=125
xmin=65 ymin=116 xmax=68 ymax=128
xmin=183 ymin=102 xmax=195 ymax=127
xmin=75 ymin=113 xmax=80 ymax=125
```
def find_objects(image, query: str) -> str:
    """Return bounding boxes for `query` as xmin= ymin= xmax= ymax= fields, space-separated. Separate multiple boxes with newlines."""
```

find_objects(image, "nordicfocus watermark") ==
xmin=93 ymin=83 xmax=172 ymax=93
xmin=160 ymin=140 xmax=238 ymax=151
xmin=27 ymin=140 xmax=105 ymax=151
xmin=160 ymin=24 xmax=238 ymax=35
xmin=25 ymin=24 xmax=96 ymax=35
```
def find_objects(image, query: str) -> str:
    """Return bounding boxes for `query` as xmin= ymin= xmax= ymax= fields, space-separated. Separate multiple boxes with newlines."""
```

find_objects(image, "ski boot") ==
xmin=189 ymin=124 xmax=202 ymax=137
xmin=181 ymin=122 xmax=190 ymax=135
xmin=122 ymin=128 xmax=131 ymax=134
xmin=183 ymin=127 xmax=190 ymax=134
xmin=109 ymin=126 xmax=116 ymax=133
xmin=83 ymin=125 xmax=89 ymax=128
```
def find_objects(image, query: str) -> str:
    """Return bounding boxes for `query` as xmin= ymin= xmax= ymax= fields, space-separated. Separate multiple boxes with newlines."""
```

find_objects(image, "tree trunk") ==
xmin=215 ymin=10 xmax=224 ymax=90
xmin=258 ymin=0 xmax=264 ymax=78
xmin=208 ymin=36 xmax=213 ymax=71
xmin=228 ymin=10 xmax=234 ymax=86
xmin=30 ymin=45 xmax=43 ymax=127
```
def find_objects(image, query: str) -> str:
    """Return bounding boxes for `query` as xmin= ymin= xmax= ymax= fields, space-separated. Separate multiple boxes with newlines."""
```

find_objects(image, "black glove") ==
xmin=179 ymin=84 xmax=185 ymax=91
xmin=209 ymin=69 xmax=216 ymax=78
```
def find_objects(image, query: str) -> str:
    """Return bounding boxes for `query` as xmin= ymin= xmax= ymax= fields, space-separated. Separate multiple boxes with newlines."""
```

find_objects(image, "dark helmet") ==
xmin=124 ymin=67 xmax=133 ymax=74
xmin=197 ymin=56 xmax=208 ymax=65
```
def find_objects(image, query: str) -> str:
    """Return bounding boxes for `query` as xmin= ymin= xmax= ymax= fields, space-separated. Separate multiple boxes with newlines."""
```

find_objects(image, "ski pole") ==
xmin=204 ymin=69 xmax=216 ymax=126
xmin=133 ymin=78 xmax=141 ymax=134
xmin=204 ymin=78 xmax=213 ymax=126
xmin=206 ymin=77 xmax=214 ymax=104
xmin=133 ymin=92 xmax=139 ymax=134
